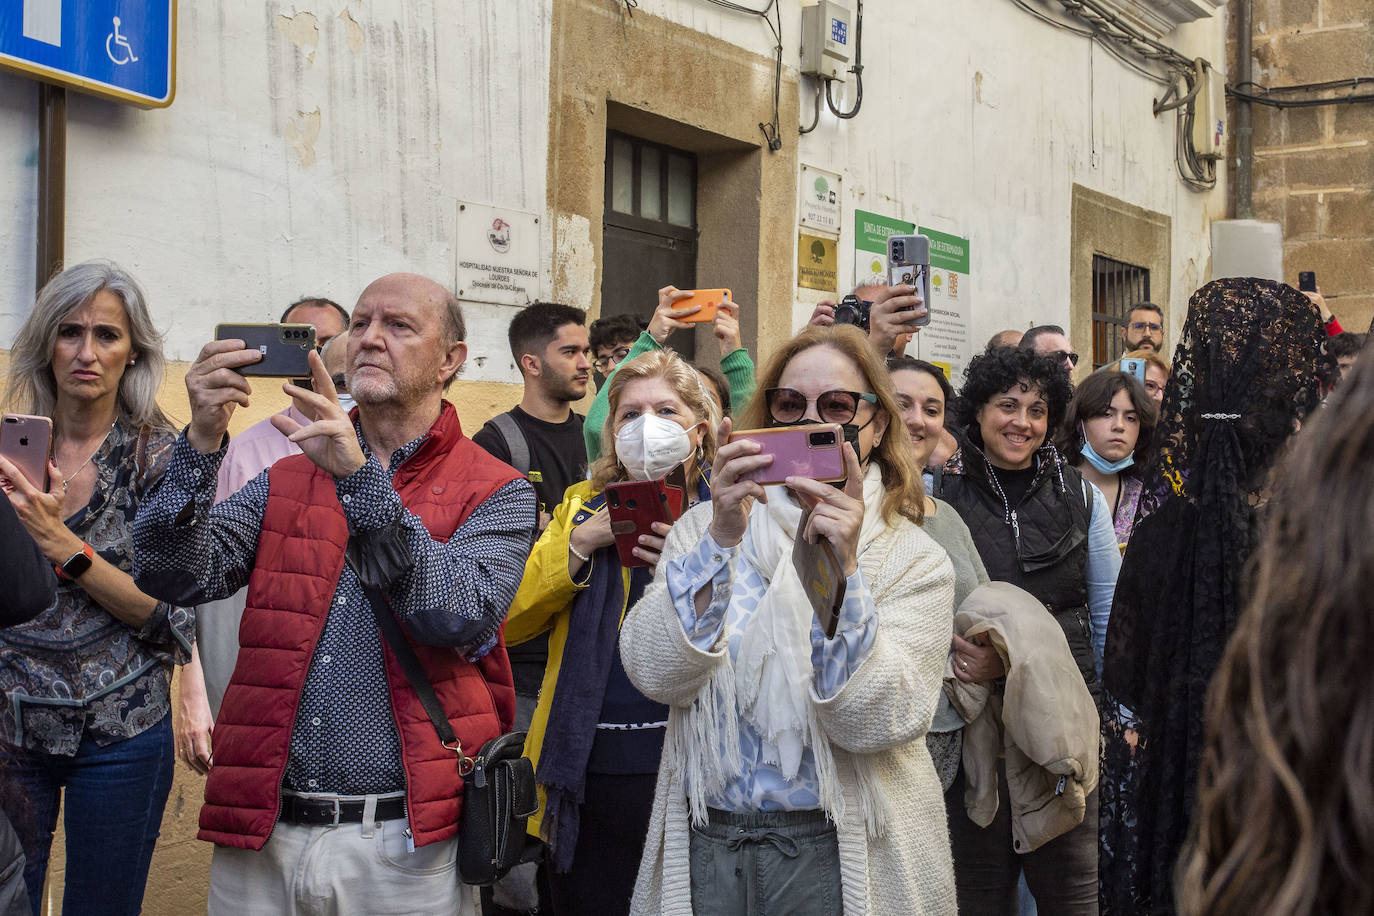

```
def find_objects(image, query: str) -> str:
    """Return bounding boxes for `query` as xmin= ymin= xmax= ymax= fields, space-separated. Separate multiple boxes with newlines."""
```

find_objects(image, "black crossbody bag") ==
xmin=349 ymin=555 xmax=537 ymax=885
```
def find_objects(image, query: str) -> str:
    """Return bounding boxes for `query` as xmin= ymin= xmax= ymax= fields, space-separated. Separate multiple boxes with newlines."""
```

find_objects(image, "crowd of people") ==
xmin=0 ymin=258 xmax=1367 ymax=916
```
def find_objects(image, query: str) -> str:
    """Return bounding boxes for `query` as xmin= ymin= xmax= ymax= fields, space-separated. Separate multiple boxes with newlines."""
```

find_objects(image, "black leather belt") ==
xmin=278 ymin=794 xmax=407 ymax=826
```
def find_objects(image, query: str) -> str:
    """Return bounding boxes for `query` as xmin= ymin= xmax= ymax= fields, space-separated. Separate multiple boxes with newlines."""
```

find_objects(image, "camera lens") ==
xmin=627 ymin=498 xmax=638 ymax=509
xmin=809 ymin=430 xmax=837 ymax=447
xmin=892 ymin=241 xmax=904 ymax=259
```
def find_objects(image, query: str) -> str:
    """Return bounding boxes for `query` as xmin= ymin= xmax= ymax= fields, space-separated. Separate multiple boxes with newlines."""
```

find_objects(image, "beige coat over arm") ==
xmin=619 ymin=502 xmax=959 ymax=916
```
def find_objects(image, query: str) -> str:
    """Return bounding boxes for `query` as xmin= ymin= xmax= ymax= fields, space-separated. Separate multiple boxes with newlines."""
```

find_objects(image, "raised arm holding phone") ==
xmin=619 ymin=324 xmax=960 ymax=915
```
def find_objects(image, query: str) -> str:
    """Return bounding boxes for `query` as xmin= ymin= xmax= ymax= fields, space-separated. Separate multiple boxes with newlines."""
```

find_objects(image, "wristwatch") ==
xmin=55 ymin=542 xmax=95 ymax=581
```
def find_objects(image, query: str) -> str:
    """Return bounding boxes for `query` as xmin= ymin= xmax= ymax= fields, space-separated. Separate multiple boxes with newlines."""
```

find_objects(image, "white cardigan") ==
xmin=620 ymin=502 xmax=959 ymax=916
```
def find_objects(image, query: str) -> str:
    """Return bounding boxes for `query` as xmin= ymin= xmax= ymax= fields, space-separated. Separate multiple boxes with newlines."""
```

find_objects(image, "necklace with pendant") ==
xmin=58 ymin=421 xmax=117 ymax=494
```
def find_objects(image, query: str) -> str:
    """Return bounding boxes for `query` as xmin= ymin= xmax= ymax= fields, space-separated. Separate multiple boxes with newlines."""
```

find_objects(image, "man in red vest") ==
xmin=134 ymin=273 xmax=536 ymax=915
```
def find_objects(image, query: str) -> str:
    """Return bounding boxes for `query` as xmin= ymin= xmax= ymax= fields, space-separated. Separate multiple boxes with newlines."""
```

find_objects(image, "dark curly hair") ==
xmin=1057 ymin=369 xmax=1158 ymax=468
xmin=954 ymin=347 xmax=1075 ymax=451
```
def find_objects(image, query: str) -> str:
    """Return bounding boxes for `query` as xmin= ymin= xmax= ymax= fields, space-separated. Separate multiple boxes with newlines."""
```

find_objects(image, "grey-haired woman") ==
xmin=0 ymin=261 xmax=189 ymax=916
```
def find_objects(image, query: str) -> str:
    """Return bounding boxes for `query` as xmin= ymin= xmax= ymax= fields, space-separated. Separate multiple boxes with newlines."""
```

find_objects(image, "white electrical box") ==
xmin=800 ymin=1 xmax=853 ymax=83
xmin=1191 ymin=62 xmax=1227 ymax=160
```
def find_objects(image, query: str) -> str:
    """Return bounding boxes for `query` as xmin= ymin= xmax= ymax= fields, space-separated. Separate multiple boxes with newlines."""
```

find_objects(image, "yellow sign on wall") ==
xmin=798 ymin=233 xmax=838 ymax=292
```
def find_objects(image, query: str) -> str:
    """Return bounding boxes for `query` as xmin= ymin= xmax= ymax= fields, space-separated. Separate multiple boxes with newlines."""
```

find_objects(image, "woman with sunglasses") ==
xmin=935 ymin=346 xmax=1120 ymax=915
xmin=621 ymin=325 xmax=958 ymax=915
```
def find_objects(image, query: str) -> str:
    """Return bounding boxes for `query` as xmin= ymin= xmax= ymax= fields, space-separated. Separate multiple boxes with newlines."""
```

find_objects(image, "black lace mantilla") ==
xmin=1098 ymin=278 xmax=1334 ymax=913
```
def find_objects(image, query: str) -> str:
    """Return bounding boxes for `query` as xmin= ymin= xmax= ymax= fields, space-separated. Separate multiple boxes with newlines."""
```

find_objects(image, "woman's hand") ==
xmin=570 ymin=506 xmax=615 ymax=560
xmin=271 ymin=350 xmax=366 ymax=479
xmin=176 ymin=650 xmax=215 ymax=776
xmin=707 ymin=417 xmax=771 ymax=549
xmin=0 ymin=455 xmax=81 ymax=563
xmin=713 ymin=299 xmax=743 ymax=357
xmin=952 ymin=632 xmax=1006 ymax=684
xmin=630 ymin=521 xmax=673 ymax=572
xmin=648 ymin=286 xmax=701 ymax=345
xmin=786 ymin=441 xmax=864 ymax=577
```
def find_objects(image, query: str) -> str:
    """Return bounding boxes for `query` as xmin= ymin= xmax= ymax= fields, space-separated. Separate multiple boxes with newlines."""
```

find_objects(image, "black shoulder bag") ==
xmin=350 ymin=562 xmax=537 ymax=885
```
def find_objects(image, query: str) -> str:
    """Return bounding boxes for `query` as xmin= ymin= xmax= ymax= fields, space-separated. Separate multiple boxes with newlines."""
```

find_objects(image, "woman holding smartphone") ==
xmin=505 ymin=350 xmax=718 ymax=916
xmin=621 ymin=325 xmax=958 ymax=915
xmin=0 ymin=261 xmax=187 ymax=916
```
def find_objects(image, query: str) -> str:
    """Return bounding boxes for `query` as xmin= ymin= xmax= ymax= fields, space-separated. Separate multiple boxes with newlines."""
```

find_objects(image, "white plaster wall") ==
xmin=0 ymin=0 xmax=553 ymax=381
xmin=639 ymin=0 xmax=1228 ymax=351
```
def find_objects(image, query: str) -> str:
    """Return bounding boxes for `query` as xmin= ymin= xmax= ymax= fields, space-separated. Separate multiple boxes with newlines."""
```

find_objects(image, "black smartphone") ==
xmin=214 ymin=323 xmax=317 ymax=377
xmin=1298 ymin=271 xmax=1317 ymax=292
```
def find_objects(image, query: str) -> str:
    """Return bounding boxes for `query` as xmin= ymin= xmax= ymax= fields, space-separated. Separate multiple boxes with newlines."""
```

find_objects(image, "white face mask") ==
xmin=336 ymin=392 xmax=357 ymax=414
xmin=616 ymin=413 xmax=695 ymax=481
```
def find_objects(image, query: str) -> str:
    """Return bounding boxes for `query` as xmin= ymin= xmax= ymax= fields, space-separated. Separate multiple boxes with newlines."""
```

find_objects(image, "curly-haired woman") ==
xmin=934 ymin=346 xmax=1121 ymax=915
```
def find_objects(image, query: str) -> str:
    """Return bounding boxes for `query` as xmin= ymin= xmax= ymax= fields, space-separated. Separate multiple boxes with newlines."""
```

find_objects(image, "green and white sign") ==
xmin=915 ymin=225 xmax=973 ymax=384
xmin=853 ymin=209 xmax=914 ymax=284
xmin=799 ymin=164 xmax=842 ymax=235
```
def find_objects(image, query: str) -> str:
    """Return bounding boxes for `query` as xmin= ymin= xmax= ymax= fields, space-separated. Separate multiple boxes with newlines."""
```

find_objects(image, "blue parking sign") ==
xmin=0 ymin=0 xmax=175 ymax=108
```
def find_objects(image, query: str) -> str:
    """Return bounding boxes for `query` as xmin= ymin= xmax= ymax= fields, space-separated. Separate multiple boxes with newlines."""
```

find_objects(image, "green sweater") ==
xmin=583 ymin=330 xmax=757 ymax=461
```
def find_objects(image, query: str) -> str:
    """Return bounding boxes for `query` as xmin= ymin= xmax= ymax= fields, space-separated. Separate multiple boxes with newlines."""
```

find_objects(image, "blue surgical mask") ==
xmin=1080 ymin=424 xmax=1134 ymax=474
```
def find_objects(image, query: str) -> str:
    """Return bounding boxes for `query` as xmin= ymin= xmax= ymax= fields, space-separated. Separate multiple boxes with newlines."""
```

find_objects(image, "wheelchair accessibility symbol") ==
xmin=106 ymin=17 xmax=139 ymax=65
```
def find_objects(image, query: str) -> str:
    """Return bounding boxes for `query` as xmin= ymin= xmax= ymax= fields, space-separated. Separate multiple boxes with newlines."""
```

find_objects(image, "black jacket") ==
xmin=1 ymin=497 xmax=56 ymax=627
xmin=935 ymin=436 xmax=1098 ymax=702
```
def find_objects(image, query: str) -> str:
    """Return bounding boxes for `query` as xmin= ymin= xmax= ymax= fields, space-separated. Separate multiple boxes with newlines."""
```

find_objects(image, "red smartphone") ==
xmin=605 ymin=479 xmax=684 ymax=568
xmin=675 ymin=289 xmax=731 ymax=323
xmin=0 ymin=414 xmax=53 ymax=491
xmin=729 ymin=424 xmax=847 ymax=487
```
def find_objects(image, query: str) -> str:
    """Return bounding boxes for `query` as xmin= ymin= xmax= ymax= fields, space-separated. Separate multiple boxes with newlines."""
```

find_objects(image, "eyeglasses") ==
xmin=331 ymin=374 xmax=347 ymax=391
xmin=1049 ymin=351 xmax=1081 ymax=368
xmin=1129 ymin=321 xmax=1163 ymax=332
xmin=592 ymin=346 xmax=632 ymax=374
xmin=1144 ymin=380 xmax=1164 ymax=396
xmin=764 ymin=388 xmax=878 ymax=425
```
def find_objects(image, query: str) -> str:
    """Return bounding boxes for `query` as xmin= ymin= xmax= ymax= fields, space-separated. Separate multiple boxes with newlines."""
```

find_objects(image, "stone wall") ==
xmin=1231 ymin=0 xmax=1374 ymax=333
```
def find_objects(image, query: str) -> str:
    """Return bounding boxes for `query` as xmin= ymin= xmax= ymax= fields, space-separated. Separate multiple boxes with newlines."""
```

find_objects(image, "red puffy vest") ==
xmin=198 ymin=402 xmax=521 ymax=850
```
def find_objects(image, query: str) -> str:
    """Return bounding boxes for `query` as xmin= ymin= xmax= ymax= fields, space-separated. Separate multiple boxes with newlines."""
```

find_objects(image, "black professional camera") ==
xmin=833 ymin=294 xmax=871 ymax=332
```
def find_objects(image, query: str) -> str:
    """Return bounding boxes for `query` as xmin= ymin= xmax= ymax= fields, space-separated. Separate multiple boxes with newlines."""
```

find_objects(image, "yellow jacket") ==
xmin=505 ymin=479 xmax=631 ymax=840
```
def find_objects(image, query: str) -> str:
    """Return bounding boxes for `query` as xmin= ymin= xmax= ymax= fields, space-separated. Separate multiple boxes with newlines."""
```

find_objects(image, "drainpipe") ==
xmin=1235 ymin=1 xmax=1253 ymax=219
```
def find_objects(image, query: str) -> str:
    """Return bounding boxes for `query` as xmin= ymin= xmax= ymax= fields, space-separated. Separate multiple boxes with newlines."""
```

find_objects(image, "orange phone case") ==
xmin=676 ymin=289 xmax=731 ymax=323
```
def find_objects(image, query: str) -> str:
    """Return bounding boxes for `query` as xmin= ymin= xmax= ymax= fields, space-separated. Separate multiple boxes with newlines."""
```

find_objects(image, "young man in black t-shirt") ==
xmin=471 ymin=302 xmax=592 ymax=916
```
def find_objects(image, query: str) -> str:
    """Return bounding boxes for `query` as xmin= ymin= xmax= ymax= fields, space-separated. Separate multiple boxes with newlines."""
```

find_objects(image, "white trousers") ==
xmin=207 ymin=815 xmax=477 ymax=916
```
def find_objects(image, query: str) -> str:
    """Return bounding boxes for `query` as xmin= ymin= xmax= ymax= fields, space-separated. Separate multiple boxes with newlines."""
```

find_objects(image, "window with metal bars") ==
xmin=1091 ymin=255 xmax=1151 ymax=369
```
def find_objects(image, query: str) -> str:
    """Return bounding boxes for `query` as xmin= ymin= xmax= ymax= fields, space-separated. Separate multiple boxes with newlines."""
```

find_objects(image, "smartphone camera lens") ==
xmin=892 ymin=241 xmax=904 ymax=260
xmin=809 ymin=430 xmax=837 ymax=447
xmin=626 ymin=498 xmax=639 ymax=509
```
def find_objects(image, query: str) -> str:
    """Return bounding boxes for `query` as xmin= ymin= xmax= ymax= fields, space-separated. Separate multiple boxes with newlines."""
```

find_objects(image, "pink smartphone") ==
xmin=729 ymin=424 xmax=847 ymax=486
xmin=0 ymin=414 xmax=53 ymax=491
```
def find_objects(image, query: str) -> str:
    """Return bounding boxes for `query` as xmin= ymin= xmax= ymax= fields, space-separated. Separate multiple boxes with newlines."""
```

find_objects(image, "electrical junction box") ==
xmin=800 ymin=1 xmax=852 ymax=83
xmin=1191 ymin=62 xmax=1227 ymax=160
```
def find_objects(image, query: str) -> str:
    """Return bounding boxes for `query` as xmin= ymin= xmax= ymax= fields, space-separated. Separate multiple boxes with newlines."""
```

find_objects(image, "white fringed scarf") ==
xmin=678 ymin=464 xmax=891 ymax=837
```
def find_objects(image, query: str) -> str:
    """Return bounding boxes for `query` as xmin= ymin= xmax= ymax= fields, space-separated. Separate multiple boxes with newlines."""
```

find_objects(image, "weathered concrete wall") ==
xmin=1231 ymin=0 xmax=1374 ymax=332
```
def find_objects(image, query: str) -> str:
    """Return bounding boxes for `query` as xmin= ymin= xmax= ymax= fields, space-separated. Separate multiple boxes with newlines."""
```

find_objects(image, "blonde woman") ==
xmin=621 ymin=325 xmax=958 ymax=915
xmin=506 ymin=350 xmax=719 ymax=916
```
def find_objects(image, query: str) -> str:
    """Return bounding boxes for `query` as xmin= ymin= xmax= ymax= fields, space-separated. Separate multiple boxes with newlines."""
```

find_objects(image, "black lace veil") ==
xmin=1099 ymin=278 xmax=1334 ymax=912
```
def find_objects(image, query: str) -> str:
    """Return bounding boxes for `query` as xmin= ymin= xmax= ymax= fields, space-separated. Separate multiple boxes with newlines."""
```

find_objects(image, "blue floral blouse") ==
xmin=0 ymin=421 xmax=193 ymax=755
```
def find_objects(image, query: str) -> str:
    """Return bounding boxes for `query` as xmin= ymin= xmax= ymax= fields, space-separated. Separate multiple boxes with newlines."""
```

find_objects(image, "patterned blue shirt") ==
xmin=666 ymin=527 xmax=877 ymax=811
xmin=133 ymin=428 xmax=535 ymax=794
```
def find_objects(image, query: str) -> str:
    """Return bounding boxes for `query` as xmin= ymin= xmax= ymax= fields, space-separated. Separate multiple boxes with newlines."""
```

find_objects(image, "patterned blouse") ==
xmin=0 ymin=421 xmax=193 ymax=756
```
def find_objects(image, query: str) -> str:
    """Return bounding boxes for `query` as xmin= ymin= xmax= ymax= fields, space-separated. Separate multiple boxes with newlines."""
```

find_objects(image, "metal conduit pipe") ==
xmin=1235 ymin=1 xmax=1253 ymax=218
